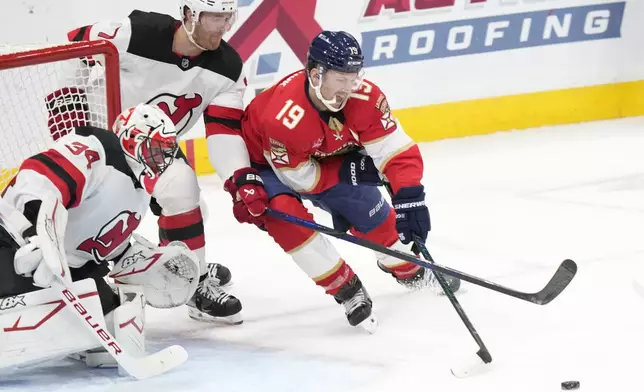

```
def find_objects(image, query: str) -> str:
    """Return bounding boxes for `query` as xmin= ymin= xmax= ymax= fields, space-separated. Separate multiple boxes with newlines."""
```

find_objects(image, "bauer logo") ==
xmin=361 ymin=2 xmax=625 ymax=67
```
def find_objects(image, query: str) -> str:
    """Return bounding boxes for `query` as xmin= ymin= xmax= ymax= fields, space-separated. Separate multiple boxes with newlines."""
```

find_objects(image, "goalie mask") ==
xmin=112 ymin=104 xmax=179 ymax=194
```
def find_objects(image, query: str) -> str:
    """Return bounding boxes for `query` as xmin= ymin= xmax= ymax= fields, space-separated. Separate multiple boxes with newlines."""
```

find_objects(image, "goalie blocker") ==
xmin=0 ymin=198 xmax=199 ymax=370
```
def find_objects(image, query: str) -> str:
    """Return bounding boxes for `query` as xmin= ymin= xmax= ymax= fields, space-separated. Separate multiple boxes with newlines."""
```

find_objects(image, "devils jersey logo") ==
xmin=147 ymin=93 xmax=203 ymax=134
xmin=78 ymin=211 xmax=142 ymax=262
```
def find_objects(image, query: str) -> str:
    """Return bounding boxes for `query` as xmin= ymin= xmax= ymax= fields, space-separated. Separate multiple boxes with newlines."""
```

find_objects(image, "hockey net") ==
xmin=0 ymin=40 xmax=121 ymax=193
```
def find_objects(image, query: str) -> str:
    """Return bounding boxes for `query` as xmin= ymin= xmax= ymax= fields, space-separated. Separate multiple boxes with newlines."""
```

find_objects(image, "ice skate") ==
xmin=378 ymin=262 xmax=461 ymax=294
xmin=334 ymin=276 xmax=378 ymax=333
xmin=187 ymin=264 xmax=242 ymax=324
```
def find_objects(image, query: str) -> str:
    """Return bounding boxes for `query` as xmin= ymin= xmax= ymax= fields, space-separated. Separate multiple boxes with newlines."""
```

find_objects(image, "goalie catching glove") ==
xmin=109 ymin=234 xmax=200 ymax=309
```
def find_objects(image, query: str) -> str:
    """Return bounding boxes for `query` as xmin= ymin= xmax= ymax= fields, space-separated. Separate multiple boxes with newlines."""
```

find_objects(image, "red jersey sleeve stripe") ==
xmin=67 ymin=25 xmax=92 ymax=42
xmin=158 ymin=208 xmax=203 ymax=230
xmin=205 ymin=122 xmax=241 ymax=137
xmin=204 ymin=106 xmax=243 ymax=137
xmin=44 ymin=150 xmax=86 ymax=208
xmin=205 ymin=105 xmax=243 ymax=120
xmin=20 ymin=158 xmax=73 ymax=207
xmin=20 ymin=150 xmax=86 ymax=208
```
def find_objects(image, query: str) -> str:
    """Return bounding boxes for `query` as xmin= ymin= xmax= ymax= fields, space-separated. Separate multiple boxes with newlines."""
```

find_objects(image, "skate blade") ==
xmin=357 ymin=314 xmax=378 ymax=334
xmin=188 ymin=308 xmax=244 ymax=325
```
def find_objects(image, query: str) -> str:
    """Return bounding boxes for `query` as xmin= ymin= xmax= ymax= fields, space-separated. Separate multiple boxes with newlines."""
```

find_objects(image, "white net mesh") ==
xmin=0 ymin=41 xmax=120 ymax=192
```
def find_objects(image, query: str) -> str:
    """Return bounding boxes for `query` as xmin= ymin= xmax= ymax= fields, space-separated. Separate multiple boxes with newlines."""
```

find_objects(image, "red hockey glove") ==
xmin=224 ymin=167 xmax=268 ymax=227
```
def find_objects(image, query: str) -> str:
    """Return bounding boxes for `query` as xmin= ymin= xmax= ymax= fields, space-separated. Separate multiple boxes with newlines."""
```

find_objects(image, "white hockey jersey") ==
xmin=2 ymin=127 xmax=150 ymax=268
xmin=67 ymin=10 xmax=250 ymax=179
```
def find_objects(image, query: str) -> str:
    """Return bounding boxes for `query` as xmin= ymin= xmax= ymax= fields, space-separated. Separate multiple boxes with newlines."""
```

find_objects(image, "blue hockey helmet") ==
xmin=307 ymin=31 xmax=364 ymax=74
xmin=306 ymin=31 xmax=364 ymax=111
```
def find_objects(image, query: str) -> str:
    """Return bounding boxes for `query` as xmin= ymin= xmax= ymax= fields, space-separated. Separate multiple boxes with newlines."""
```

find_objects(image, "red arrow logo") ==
xmin=228 ymin=0 xmax=324 ymax=63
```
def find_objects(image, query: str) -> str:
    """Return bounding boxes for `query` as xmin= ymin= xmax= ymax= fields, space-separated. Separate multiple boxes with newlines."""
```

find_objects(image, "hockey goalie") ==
xmin=0 ymin=104 xmax=201 ymax=370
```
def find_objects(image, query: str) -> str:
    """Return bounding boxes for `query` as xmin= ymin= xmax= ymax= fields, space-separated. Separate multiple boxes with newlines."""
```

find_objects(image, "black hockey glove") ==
xmin=392 ymin=185 xmax=430 ymax=244
xmin=338 ymin=151 xmax=382 ymax=186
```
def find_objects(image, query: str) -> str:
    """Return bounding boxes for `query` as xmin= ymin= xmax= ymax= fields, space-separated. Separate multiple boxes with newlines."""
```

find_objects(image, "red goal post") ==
xmin=0 ymin=40 xmax=121 ymax=192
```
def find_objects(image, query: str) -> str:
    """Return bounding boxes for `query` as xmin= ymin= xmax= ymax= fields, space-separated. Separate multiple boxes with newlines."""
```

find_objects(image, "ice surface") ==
xmin=3 ymin=117 xmax=644 ymax=392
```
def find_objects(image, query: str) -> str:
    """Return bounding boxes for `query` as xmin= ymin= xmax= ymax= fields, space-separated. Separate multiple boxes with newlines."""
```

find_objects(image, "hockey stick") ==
xmin=380 ymin=182 xmax=491 ymax=372
xmin=0 ymin=201 xmax=187 ymax=380
xmin=411 ymin=236 xmax=491 ymax=376
xmin=265 ymin=208 xmax=577 ymax=305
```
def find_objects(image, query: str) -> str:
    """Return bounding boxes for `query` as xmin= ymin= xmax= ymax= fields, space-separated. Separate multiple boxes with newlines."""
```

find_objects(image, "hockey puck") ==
xmin=561 ymin=381 xmax=580 ymax=390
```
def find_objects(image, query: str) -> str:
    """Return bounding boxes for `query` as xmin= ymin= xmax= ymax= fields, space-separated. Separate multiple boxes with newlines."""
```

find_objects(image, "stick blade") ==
xmin=450 ymin=354 xmax=492 ymax=378
xmin=531 ymin=259 xmax=577 ymax=305
xmin=124 ymin=345 xmax=188 ymax=380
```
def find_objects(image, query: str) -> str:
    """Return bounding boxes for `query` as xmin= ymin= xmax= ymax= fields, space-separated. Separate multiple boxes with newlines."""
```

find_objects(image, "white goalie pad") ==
xmin=71 ymin=285 xmax=146 ymax=372
xmin=109 ymin=234 xmax=199 ymax=309
xmin=0 ymin=278 xmax=106 ymax=369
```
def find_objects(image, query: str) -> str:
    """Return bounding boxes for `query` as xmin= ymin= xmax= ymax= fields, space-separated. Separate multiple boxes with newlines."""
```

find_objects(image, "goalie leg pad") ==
xmin=0 ymin=278 xmax=107 ymax=369
xmin=109 ymin=234 xmax=199 ymax=309
xmin=74 ymin=285 xmax=146 ymax=370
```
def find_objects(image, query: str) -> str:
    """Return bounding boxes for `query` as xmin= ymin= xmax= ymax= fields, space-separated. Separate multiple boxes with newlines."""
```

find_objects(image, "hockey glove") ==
xmin=224 ymin=167 xmax=268 ymax=227
xmin=339 ymin=152 xmax=382 ymax=186
xmin=13 ymin=238 xmax=51 ymax=287
xmin=392 ymin=185 xmax=430 ymax=244
xmin=13 ymin=199 xmax=69 ymax=289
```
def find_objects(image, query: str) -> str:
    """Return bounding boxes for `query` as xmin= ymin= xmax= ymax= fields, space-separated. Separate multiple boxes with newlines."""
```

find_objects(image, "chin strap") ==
xmin=182 ymin=18 xmax=208 ymax=52
xmin=308 ymin=74 xmax=350 ymax=112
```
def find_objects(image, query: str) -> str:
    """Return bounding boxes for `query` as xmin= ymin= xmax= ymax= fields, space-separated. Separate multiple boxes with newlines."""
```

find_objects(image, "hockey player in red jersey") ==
xmin=62 ymin=0 xmax=269 ymax=322
xmin=0 ymin=104 xmax=203 ymax=368
xmin=232 ymin=31 xmax=461 ymax=331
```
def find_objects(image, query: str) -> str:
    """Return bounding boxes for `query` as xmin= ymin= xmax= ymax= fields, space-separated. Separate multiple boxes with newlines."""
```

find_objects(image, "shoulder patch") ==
xmin=375 ymin=93 xmax=390 ymax=115
xmin=269 ymin=137 xmax=289 ymax=166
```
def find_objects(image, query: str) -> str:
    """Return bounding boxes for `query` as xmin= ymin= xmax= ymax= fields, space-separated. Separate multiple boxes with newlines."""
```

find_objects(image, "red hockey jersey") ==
xmin=241 ymin=70 xmax=423 ymax=194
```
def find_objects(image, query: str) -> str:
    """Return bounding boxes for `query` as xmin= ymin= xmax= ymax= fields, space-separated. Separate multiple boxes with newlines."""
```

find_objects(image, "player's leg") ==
xmin=149 ymin=149 xmax=231 ymax=286
xmin=152 ymin=157 xmax=241 ymax=322
xmin=315 ymin=184 xmax=460 ymax=292
xmin=255 ymin=165 xmax=376 ymax=330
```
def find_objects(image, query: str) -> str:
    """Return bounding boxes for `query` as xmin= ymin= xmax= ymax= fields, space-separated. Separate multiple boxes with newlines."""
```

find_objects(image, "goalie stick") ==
xmin=265 ymin=208 xmax=577 ymax=305
xmin=0 ymin=200 xmax=187 ymax=380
